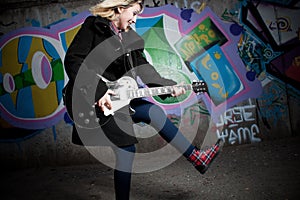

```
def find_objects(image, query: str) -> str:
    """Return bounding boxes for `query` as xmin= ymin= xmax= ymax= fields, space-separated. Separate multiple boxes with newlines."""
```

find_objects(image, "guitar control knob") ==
xmin=79 ymin=112 xmax=84 ymax=118
xmin=89 ymin=111 xmax=94 ymax=116
xmin=84 ymin=119 xmax=90 ymax=124
xmin=95 ymin=118 xmax=100 ymax=123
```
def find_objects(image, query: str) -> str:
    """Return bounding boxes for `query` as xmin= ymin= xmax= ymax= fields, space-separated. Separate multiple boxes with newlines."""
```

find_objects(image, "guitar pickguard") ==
xmin=105 ymin=76 xmax=139 ymax=116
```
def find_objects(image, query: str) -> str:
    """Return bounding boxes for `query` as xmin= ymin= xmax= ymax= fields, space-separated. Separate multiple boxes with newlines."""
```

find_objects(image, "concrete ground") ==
xmin=1 ymin=135 xmax=300 ymax=200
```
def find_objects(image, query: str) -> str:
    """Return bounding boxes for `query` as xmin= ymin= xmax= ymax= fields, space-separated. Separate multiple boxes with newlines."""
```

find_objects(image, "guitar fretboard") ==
xmin=127 ymin=85 xmax=193 ymax=99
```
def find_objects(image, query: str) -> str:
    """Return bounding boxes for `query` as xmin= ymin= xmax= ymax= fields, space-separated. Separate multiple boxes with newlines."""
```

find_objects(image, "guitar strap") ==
xmin=125 ymin=50 xmax=139 ymax=114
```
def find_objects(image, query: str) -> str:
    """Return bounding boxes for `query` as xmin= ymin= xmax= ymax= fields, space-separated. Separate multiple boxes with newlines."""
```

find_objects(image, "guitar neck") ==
xmin=127 ymin=84 xmax=193 ymax=99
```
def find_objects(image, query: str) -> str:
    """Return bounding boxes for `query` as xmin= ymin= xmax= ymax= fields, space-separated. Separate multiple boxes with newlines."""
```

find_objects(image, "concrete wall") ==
xmin=0 ymin=0 xmax=299 ymax=169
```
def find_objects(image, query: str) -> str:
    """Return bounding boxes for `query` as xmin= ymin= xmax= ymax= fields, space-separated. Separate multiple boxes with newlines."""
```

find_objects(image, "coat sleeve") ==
xmin=64 ymin=16 xmax=108 ymax=105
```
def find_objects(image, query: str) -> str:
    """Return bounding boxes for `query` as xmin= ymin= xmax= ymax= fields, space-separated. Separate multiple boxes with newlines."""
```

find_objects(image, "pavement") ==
xmin=1 ymin=135 xmax=300 ymax=200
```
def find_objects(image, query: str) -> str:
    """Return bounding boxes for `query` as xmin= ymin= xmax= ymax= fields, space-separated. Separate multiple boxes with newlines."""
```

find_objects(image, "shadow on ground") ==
xmin=1 ymin=136 xmax=300 ymax=200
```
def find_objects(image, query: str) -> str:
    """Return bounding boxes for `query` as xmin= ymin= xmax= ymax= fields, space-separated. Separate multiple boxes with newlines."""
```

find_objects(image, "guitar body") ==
xmin=63 ymin=82 xmax=111 ymax=129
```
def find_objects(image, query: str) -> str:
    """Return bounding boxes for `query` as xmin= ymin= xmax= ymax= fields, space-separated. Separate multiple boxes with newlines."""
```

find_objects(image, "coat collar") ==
xmin=92 ymin=15 xmax=145 ymax=51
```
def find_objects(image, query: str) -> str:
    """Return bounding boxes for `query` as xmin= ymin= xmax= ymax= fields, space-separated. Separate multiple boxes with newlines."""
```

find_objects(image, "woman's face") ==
xmin=116 ymin=3 xmax=142 ymax=31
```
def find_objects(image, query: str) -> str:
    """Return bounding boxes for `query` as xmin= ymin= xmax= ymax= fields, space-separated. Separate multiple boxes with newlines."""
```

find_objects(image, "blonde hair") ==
xmin=90 ymin=0 xmax=144 ymax=20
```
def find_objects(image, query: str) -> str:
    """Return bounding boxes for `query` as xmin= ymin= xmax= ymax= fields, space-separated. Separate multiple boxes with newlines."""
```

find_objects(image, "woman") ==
xmin=64 ymin=0 xmax=220 ymax=199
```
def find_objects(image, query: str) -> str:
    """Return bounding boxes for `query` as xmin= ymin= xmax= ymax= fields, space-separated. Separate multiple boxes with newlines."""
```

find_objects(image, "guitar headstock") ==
xmin=192 ymin=80 xmax=209 ymax=95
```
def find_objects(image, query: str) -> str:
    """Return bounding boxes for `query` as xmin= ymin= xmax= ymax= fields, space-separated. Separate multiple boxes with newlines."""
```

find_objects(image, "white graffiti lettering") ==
xmin=217 ymin=124 xmax=261 ymax=145
xmin=216 ymin=104 xmax=256 ymax=127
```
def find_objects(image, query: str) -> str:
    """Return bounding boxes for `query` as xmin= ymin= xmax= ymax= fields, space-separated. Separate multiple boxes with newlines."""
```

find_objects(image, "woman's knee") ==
xmin=133 ymin=102 xmax=166 ymax=121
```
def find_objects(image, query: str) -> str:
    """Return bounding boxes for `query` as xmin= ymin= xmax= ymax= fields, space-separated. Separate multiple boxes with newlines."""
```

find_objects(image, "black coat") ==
xmin=64 ymin=15 xmax=176 ymax=147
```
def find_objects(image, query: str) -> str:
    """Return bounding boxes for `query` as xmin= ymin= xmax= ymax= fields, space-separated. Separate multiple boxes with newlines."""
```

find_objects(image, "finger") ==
xmin=107 ymin=89 xmax=116 ymax=95
xmin=100 ymin=102 xmax=109 ymax=112
xmin=172 ymin=87 xmax=179 ymax=97
xmin=104 ymin=101 xmax=112 ymax=109
xmin=171 ymin=87 xmax=176 ymax=96
xmin=181 ymin=87 xmax=186 ymax=94
xmin=96 ymin=101 xmax=102 ymax=107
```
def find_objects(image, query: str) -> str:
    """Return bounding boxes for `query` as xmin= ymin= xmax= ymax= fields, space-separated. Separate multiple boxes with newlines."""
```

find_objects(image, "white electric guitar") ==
xmin=67 ymin=76 xmax=208 ymax=129
xmin=103 ymin=76 xmax=208 ymax=116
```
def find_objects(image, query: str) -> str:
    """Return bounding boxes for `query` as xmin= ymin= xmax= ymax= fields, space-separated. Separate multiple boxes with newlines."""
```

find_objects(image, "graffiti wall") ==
xmin=0 ymin=0 xmax=299 ymax=166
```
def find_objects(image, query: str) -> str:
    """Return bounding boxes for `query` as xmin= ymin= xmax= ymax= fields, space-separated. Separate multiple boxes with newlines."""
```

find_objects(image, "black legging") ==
xmin=113 ymin=145 xmax=136 ymax=200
